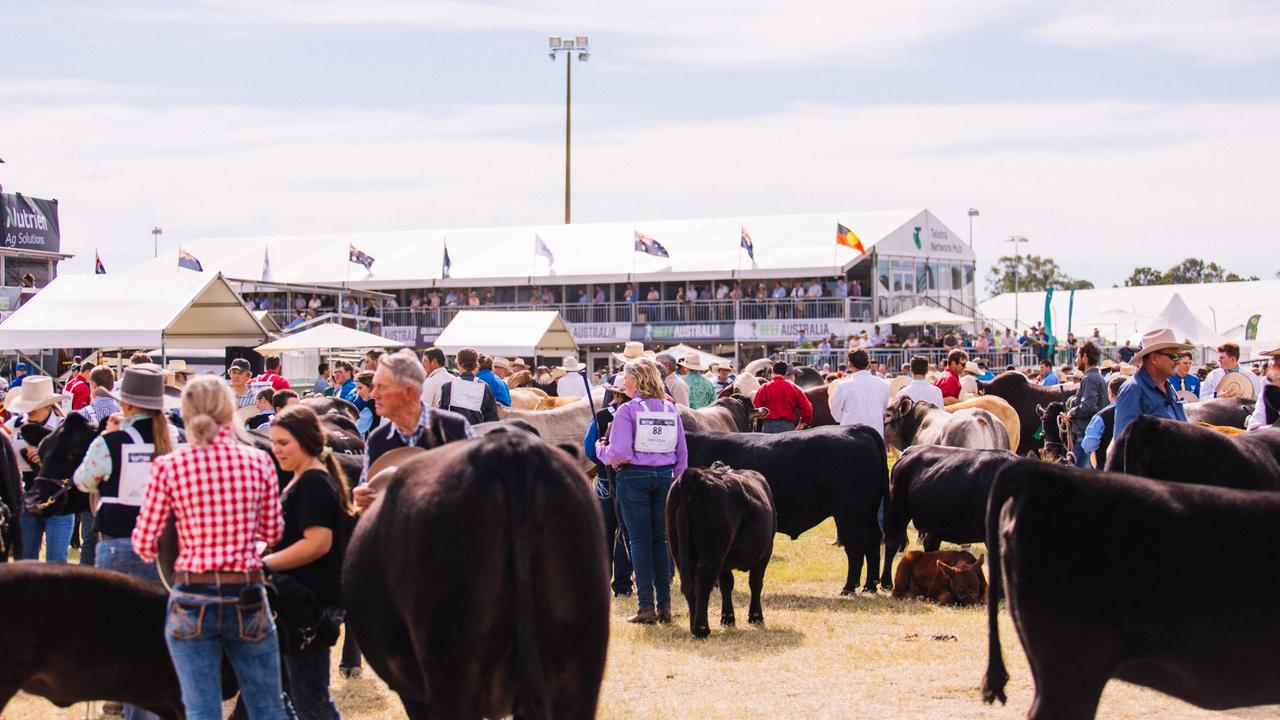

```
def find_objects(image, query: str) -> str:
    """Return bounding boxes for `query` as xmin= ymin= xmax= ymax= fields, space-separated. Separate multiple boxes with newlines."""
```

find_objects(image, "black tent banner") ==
xmin=2 ymin=193 xmax=60 ymax=253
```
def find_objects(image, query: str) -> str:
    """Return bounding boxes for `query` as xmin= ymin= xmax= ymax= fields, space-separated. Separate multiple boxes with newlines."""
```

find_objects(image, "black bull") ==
xmin=984 ymin=459 xmax=1280 ymax=717
xmin=684 ymin=426 xmax=888 ymax=595
xmin=344 ymin=432 xmax=609 ymax=720
xmin=1104 ymin=415 xmax=1280 ymax=490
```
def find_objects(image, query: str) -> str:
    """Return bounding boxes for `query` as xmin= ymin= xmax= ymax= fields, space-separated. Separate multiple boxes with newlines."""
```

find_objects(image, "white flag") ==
xmin=261 ymin=247 xmax=272 ymax=282
xmin=534 ymin=234 xmax=555 ymax=266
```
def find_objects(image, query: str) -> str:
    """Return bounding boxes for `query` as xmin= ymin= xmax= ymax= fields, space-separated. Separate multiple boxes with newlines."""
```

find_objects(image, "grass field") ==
xmin=7 ymin=521 xmax=1277 ymax=719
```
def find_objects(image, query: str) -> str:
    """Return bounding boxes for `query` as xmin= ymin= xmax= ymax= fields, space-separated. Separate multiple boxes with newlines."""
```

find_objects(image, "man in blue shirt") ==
xmin=1170 ymin=351 xmax=1201 ymax=399
xmin=476 ymin=354 xmax=512 ymax=407
xmin=333 ymin=360 xmax=360 ymax=405
xmin=1039 ymin=360 xmax=1060 ymax=387
xmin=1113 ymin=329 xmax=1193 ymax=441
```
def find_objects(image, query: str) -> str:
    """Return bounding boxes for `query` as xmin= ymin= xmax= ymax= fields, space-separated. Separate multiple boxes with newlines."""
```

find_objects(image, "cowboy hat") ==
xmin=962 ymin=361 xmax=982 ymax=376
xmin=6 ymin=376 xmax=69 ymax=414
xmin=550 ymin=367 xmax=567 ymax=381
xmin=1217 ymin=372 xmax=1256 ymax=400
xmin=888 ymin=374 xmax=913 ymax=401
xmin=678 ymin=355 xmax=708 ymax=372
xmin=1176 ymin=389 xmax=1200 ymax=404
xmin=111 ymin=366 xmax=168 ymax=412
xmin=509 ymin=357 xmax=528 ymax=369
xmin=491 ymin=356 xmax=511 ymax=370
xmin=1117 ymin=363 xmax=1138 ymax=376
xmin=1100 ymin=358 xmax=1117 ymax=370
xmin=1130 ymin=328 xmax=1194 ymax=363
xmin=559 ymin=356 xmax=585 ymax=373
xmin=612 ymin=341 xmax=654 ymax=364
xmin=712 ymin=361 xmax=734 ymax=373
xmin=166 ymin=359 xmax=193 ymax=375
xmin=366 ymin=447 xmax=429 ymax=493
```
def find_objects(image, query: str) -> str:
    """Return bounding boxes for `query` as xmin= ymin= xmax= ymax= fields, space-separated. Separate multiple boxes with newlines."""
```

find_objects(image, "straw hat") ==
xmin=110 ymin=366 xmax=168 ymax=412
xmin=559 ymin=356 xmax=585 ymax=373
xmin=1176 ymin=389 xmax=1200 ymax=404
xmin=1217 ymin=372 xmax=1256 ymax=400
xmin=1100 ymin=358 xmax=1117 ymax=371
xmin=712 ymin=361 xmax=735 ymax=373
xmin=678 ymin=355 xmax=708 ymax=372
xmin=613 ymin=341 xmax=654 ymax=364
xmin=6 ymin=376 xmax=69 ymax=414
xmin=166 ymin=359 xmax=193 ymax=376
xmin=1130 ymin=328 xmax=1194 ymax=363
xmin=491 ymin=357 xmax=511 ymax=370
xmin=1117 ymin=363 xmax=1138 ymax=376
xmin=962 ymin=361 xmax=982 ymax=376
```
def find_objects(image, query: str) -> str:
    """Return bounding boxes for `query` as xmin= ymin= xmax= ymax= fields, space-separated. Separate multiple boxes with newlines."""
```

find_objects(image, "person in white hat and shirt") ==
xmin=1112 ymin=328 xmax=1193 ymax=441
xmin=5 ymin=376 xmax=72 ymax=562
xmin=556 ymin=357 xmax=590 ymax=398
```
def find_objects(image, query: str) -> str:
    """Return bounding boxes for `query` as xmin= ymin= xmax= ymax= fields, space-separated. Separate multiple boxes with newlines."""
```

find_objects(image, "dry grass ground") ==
xmin=7 ymin=522 xmax=1278 ymax=719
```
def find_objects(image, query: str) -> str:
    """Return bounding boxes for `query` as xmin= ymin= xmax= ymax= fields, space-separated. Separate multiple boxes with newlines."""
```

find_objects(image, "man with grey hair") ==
xmin=353 ymin=348 xmax=474 ymax=509
xmin=654 ymin=353 xmax=690 ymax=407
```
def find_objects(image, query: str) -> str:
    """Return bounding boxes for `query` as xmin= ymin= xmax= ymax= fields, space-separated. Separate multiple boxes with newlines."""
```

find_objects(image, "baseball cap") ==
xmin=14 ymin=362 xmax=29 ymax=373
xmin=229 ymin=358 xmax=252 ymax=373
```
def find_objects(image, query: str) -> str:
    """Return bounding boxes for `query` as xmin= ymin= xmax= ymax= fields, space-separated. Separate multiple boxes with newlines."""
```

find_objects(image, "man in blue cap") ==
xmin=10 ymin=362 xmax=30 ymax=388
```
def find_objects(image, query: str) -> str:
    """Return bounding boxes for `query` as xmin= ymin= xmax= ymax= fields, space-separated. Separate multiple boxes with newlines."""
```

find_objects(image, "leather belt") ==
xmin=175 ymin=569 xmax=265 ymax=586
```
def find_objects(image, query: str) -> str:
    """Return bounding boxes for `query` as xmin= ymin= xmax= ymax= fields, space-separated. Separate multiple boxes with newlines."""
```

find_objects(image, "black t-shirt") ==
xmin=275 ymin=469 xmax=343 ymax=607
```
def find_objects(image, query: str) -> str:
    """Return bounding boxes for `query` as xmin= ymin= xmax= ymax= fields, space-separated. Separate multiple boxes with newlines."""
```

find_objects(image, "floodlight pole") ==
xmin=152 ymin=227 xmax=163 ymax=258
xmin=549 ymin=36 xmax=589 ymax=225
xmin=1007 ymin=235 xmax=1028 ymax=330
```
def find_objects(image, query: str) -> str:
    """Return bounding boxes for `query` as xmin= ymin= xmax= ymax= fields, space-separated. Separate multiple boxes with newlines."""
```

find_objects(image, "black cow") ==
xmin=978 ymin=372 xmax=1076 ymax=455
xmin=880 ymin=445 xmax=1017 ymax=588
xmin=1184 ymin=397 xmax=1255 ymax=429
xmin=344 ymin=431 xmax=609 ymax=719
xmin=1104 ymin=415 xmax=1280 ymax=490
xmin=0 ymin=433 xmax=23 ymax=560
xmin=793 ymin=366 xmax=825 ymax=389
xmin=300 ymin=395 xmax=360 ymax=422
xmin=685 ymin=426 xmax=887 ymax=595
xmin=1034 ymin=402 xmax=1073 ymax=464
xmin=984 ymin=459 xmax=1280 ymax=717
xmin=667 ymin=462 xmax=776 ymax=638
xmin=0 ymin=563 xmax=236 ymax=718
xmin=22 ymin=412 xmax=98 ymax=517
xmin=1267 ymin=384 xmax=1280 ymax=426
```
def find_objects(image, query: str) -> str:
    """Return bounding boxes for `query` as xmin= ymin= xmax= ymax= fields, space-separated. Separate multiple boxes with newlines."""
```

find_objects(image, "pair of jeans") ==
xmin=761 ymin=418 xmax=797 ymax=434
xmin=1072 ymin=442 xmax=1093 ymax=469
xmin=615 ymin=465 xmax=674 ymax=610
xmin=165 ymin=583 xmax=288 ymax=720
xmin=19 ymin=509 xmax=74 ymax=562
xmin=78 ymin=511 xmax=98 ymax=566
xmin=95 ymin=536 xmax=164 ymax=720
xmin=282 ymin=607 xmax=342 ymax=720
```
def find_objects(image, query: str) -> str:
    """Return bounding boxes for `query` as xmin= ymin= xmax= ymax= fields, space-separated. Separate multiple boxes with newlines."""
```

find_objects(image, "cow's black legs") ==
xmin=1027 ymin=672 xmax=1108 ymax=720
xmin=862 ymin=511 xmax=883 ymax=593
xmin=747 ymin=562 xmax=766 ymax=625
xmin=398 ymin=694 xmax=437 ymax=720
xmin=718 ymin=570 xmax=736 ymax=626
xmin=921 ymin=532 xmax=941 ymax=553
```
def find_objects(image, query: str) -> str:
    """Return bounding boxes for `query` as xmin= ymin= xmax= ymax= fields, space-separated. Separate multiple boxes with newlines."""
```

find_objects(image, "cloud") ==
xmin=1035 ymin=0 xmax=1280 ymax=64
xmin=5 ymin=94 xmax=1276 ymax=288
xmin=0 ymin=78 xmax=156 ymax=103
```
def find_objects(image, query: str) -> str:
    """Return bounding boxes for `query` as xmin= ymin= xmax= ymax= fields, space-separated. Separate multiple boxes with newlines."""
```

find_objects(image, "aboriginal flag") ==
xmin=836 ymin=223 xmax=865 ymax=255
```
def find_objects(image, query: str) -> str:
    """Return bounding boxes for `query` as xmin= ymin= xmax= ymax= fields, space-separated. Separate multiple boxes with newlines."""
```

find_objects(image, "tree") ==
xmin=1124 ymin=258 xmax=1259 ymax=286
xmin=986 ymin=254 xmax=1094 ymax=295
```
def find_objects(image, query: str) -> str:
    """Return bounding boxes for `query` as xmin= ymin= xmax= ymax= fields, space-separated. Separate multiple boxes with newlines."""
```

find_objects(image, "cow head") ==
xmin=937 ymin=554 xmax=986 ymax=606
xmin=1036 ymin=402 xmax=1068 ymax=463
xmin=505 ymin=369 xmax=533 ymax=389
xmin=883 ymin=396 xmax=923 ymax=451
xmin=24 ymin=412 xmax=97 ymax=517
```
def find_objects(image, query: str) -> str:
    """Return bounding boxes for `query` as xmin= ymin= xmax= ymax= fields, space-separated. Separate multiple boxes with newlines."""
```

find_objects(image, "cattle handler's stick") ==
xmin=581 ymin=368 xmax=600 ymax=420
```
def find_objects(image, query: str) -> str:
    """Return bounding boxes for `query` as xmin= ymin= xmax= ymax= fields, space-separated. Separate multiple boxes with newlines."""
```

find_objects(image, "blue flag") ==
xmin=442 ymin=240 xmax=452 ymax=278
xmin=348 ymin=243 xmax=374 ymax=271
xmin=740 ymin=226 xmax=754 ymax=261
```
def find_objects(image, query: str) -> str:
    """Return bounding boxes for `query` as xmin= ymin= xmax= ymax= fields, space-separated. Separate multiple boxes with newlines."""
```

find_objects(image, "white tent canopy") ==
xmin=0 ymin=272 xmax=269 ymax=351
xmin=879 ymin=305 xmax=974 ymax=326
xmin=432 ymin=311 xmax=578 ymax=358
xmin=660 ymin=344 xmax=731 ymax=369
xmin=254 ymin=322 xmax=405 ymax=356
xmin=1125 ymin=293 xmax=1229 ymax=348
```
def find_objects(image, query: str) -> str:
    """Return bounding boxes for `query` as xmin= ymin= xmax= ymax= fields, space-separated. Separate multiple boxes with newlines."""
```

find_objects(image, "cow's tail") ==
xmin=981 ymin=463 xmax=1014 ymax=705
xmin=503 ymin=439 xmax=550 ymax=720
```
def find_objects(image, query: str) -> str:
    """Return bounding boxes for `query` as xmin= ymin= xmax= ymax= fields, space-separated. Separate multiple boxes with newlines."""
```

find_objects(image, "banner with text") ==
xmin=631 ymin=322 xmax=735 ymax=343
xmin=2 ymin=194 xmax=60 ymax=253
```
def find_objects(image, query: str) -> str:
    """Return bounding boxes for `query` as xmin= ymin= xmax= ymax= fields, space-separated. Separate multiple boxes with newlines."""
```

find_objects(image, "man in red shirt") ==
xmin=256 ymin=355 xmax=292 ymax=391
xmin=753 ymin=361 xmax=813 ymax=433
xmin=934 ymin=349 xmax=968 ymax=406
xmin=65 ymin=361 xmax=93 ymax=410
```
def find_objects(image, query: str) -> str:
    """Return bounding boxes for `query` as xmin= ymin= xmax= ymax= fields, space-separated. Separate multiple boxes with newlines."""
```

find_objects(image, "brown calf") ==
xmin=891 ymin=550 xmax=986 ymax=606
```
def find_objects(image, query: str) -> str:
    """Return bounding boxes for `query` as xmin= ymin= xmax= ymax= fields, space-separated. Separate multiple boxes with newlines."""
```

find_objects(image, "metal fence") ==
xmin=782 ymin=347 xmax=1041 ymax=371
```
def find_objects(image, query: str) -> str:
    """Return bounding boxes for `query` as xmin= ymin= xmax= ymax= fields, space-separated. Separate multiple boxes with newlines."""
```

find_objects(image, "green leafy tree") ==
xmin=986 ymin=254 xmax=1094 ymax=295
xmin=1125 ymin=267 xmax=1168 ymax=287
xmin=1125 ymin=258 xmax=1259 ymax=286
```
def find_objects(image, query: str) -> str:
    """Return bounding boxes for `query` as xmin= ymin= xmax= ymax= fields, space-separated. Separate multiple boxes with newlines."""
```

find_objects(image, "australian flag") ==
xmin=634 ymin=230 xmax=669 ymax=258
xmin=740 ymin=226 xmax=755 ymax=261
xmin=177 ymin=248 xmax=203 ymax=272
xmin=94 ymin=250 xmax=106 ymax=275
xmin=442 ymin=240 xmax=452 ymax=279
xmin=349 ymin=243 xmax=375 ymax=271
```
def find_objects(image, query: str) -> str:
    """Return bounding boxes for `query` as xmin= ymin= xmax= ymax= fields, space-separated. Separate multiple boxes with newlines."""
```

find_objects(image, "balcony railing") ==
xmin=782 ymin=347 xmax=1042 ymax=371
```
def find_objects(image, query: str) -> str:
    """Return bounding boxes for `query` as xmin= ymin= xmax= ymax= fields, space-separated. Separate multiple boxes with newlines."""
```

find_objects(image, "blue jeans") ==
xmin=78 ymin=511 xmax=98 ymax=566
xmin=19 ymin=509 xmax=74 ymax=562
xmin=761 ymin=418 xmax=796 ymax=434
xmin=165 ymin=583 xmax=288 ymax=720
xmin=282 ymin=608 xmax=342 ymax=720
xmin=1072 ymin=442 xmax=1093 ymax=469
xmin=616 ymin=465 xmax=674 ymax=610
xmin=96 ymin=537 xmax=164 ymax=720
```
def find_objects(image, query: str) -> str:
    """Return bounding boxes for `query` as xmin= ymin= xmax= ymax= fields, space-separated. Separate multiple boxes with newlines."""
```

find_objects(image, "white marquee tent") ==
xmin=432 ymin=311 xmax=578 ymax=358
xmin=254 ymin=323 xmax=405 ymax=356
xmin=0 ymin=272 xmax=269 ymax=351
xmin=1124 ymin=293 xmax=1228 ymax=347
xmin=879 ymin=305 xmax=974 ymax=326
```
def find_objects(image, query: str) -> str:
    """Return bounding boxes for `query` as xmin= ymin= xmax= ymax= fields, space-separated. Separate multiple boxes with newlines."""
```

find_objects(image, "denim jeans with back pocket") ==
xmin=165 ymin=583 xmax=288 ymax=720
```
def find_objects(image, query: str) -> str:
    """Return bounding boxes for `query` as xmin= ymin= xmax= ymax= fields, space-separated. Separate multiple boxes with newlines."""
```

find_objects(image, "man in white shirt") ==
xmin=1202 ymin=342 xmax=1264 ymax=399
xmin=895 ymin=355 xmax=945 ymax=409
xmin=830 ymin=348 xmax=891 ymax=438
xmin=654 ymin=353 xmax=691 ymax=407
xmin=556 ymin=356 xmax=590 ymax=398
xmin=869 ymin=325 xmax=886 ymax=347
xmin=421 ymin=346 xmax=454 ymax=409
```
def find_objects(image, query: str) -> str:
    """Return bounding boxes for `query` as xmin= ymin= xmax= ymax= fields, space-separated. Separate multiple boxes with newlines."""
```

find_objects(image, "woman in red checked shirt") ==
xmin=132 ymin=374 xmax=289 ymax=720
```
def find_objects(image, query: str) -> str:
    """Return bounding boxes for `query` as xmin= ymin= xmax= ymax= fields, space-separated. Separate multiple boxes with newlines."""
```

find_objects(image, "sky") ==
xmin=2 ymin=0 xmax=1278 ymax=293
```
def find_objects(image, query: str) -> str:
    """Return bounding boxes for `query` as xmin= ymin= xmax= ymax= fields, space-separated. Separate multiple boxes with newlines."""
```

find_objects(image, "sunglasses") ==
xmin=1161 ymin=353 xmax=1181 ymax=362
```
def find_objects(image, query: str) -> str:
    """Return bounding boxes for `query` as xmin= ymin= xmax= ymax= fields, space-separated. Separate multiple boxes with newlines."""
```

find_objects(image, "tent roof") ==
xmin=128 ymin=209 xmax=972 ymax=288
xmin=1124 ymin=293 xmax=1227 ymax=347
xmin=879 ymin=305 xmax=974 ymax=326
xmin=253 ymin=310 xmax=282 ymax=334
xmin=0 ymin=271 xmax=269 ymax=350
xmin=254 ymin=322 xmax=405 ymax=356
xmin=660 ymin=344 xmax=731 ymax=368
xmin=432 ymin=311 xmax=577 ymax=357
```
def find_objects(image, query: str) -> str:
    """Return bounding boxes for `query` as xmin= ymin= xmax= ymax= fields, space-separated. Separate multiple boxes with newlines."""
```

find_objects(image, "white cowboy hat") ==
xmin=165 ymin=359 xmax=192 ymax=375
xmin=559 ymin=356 xmax=585 ymax=373
xmin=678 ymin=355 xmax=708 ymax=372
xmin=6 ymin=376 xmax=69 ymax=414
xmin=491 ymin=356 xmax=511 ymax=370
xmin=962 ymin=361 xmax=982 ymax=376
xmin=1130 ymin=328 xmax=1194 ymax=363
xmin=712 ymin=361 xmax=734 ymax=372
xmin=612 ymin=341 xmax=654 ymax=364
xmin=1217 ymin=372 xmax=1256 ymax=400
